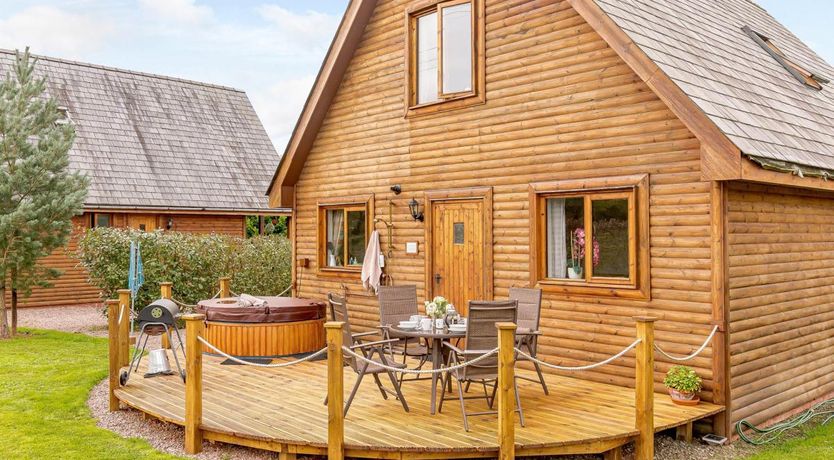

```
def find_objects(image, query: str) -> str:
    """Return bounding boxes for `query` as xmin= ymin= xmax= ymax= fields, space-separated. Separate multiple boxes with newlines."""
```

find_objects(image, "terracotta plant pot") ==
xmin=668 ymin=388 xmax=700 ymax=406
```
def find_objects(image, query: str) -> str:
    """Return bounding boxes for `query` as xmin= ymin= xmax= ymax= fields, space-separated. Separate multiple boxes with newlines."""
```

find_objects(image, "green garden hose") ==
xmin=736 ymin=398 xmax=834 ymax=445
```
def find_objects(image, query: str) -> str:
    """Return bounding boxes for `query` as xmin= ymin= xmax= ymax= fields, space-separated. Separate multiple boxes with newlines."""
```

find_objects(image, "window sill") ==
xmin=405 ymin=92 xmax=485 ymax=118
xmin=318 ymin=267 xmax=362 ymax=278
xmin=535 ymin=279 xmax=649 ymax=300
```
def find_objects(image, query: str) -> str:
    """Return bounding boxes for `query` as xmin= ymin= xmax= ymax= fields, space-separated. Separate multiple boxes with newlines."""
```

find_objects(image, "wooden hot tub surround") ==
xmin=196 ymin=296 xmax=326 ymax=358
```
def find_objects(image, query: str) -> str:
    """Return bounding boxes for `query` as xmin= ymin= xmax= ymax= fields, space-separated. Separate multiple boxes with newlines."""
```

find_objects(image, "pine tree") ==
xmin=0 ymin=48 xmax=88 ymax=338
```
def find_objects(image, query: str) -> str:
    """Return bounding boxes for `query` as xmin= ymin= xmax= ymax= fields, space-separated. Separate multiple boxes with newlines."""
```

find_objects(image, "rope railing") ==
xmin=276 ymin=285 xmax=292 ymax=297
xmin=653 ymin=325 xmax=719 ymax=362
xmin=197 ymin=336 xmax=327 ymax=368
xmin=210 ymin=289 xmax=222 ymax=299
xmin=171 ymin=298 xmax=198 ymax=311
xmin=230 ymin=291 xmax=241 ymax=297
xmin=514 ymin=338 xmax=642 ymax=371
xmin=341 ymin=346 xmax=500 ymax=375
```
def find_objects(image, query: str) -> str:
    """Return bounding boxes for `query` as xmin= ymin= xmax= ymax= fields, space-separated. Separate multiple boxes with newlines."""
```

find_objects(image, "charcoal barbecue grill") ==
xmin=120 ymin=298 xmax=186 ymax=385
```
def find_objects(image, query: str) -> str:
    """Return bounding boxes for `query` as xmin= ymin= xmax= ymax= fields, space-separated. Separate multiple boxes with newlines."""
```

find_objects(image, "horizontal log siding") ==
xmin=11 ymin=213 xmax=245 ymax=308
xmin=4 ymin=216 xmax=101 ymax=308
xmin=727 ymin=182 xmax=834 ymax=426
xmin=170 ymin=214 xmax=245 ymax=237
xmin=292 ymin=0 xmax=716 ymax=395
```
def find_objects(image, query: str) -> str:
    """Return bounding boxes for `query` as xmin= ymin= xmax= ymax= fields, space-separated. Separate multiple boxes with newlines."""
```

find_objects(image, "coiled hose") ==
xmin=736 ymin=398 xmax=834 ymax=445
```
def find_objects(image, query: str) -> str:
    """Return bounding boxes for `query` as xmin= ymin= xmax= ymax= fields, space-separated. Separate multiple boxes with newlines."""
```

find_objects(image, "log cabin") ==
xmin=0 ymin=50 xmax=288 ymax=308
xmin=267 ymin=0 xmax=834 ymax=436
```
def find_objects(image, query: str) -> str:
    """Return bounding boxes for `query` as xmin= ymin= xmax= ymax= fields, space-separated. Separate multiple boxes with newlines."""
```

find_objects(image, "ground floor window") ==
xmin=529 ymin=175 xmax=649 ymax=298
xmin=317 ymin=195 xmax=373 ymax=273
xmin=92 ymin=213 xmax=112 ymax=228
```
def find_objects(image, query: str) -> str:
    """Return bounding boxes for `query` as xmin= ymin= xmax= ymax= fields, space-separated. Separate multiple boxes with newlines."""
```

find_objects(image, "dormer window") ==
xmin=406 ymin=0 xmax=485 ymax=116
xmin=743 ymin=26 xmax=829 ymax=90
xmin=56 ymin=106 xmax=72 ymax=125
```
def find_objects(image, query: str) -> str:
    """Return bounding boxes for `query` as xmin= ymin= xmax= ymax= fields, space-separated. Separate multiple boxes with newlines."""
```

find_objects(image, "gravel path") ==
xmin=20 ymin=305 xmax=759 ymax=460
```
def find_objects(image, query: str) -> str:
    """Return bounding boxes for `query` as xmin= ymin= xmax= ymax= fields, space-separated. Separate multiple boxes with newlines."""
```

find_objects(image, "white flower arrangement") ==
xmin=424 ymin=296 xmax=452 ymax=319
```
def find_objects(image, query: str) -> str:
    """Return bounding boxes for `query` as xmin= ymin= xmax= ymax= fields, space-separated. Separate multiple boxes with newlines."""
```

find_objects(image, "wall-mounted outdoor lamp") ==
xmin=166 ymin=217 xmax=174 ymax=230
xmin=408 ymin=198 xmax=424 ymax=222
xmin=390 ymin=184 xmax=402 ymax=195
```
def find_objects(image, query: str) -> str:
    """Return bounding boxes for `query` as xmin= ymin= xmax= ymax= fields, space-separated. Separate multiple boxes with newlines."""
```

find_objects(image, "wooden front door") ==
xmin=127 ymin=214 xmax=158 ymax=232
xmin=429 ymin=199 xmax=486 ymax=315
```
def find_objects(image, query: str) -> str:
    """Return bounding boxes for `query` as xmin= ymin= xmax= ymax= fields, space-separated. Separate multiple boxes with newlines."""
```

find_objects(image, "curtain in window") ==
xmin=326 ymin=210 xmax=344 ymax=267
xmin=546 ymin=198 xmax=567 ymax=278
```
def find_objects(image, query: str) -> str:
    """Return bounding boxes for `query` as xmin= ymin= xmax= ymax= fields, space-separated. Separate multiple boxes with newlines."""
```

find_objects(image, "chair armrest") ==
xmin=442 ymin=341 xmax=465 ymax=355
xmin=350 ymin=338 xmax=400 ymax=350
xmin=351 ymin=331 xmax=378 ymax=342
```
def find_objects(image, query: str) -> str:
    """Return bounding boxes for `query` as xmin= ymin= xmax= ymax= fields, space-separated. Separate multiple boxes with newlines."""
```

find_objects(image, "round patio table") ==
xmin=388 ymin=326 xmax=465 ymax=415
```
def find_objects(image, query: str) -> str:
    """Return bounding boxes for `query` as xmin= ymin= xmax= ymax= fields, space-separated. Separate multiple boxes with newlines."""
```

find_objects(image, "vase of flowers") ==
xmin=424 ymin=296 xmax=452 ymax=330
xmin=664 ymin=365 xmax=702 ymax=406
xmin=568 ymin=228 xmax=600 ymax=279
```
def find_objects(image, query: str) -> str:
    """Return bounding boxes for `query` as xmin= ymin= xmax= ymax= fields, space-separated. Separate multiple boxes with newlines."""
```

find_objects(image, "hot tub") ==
xmin=197 ymin=296 xmax=326 ymax=358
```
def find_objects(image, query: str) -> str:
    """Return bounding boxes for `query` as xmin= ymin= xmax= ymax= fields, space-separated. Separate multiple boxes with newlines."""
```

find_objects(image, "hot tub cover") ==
xmin=196 ymin=296 xmax=325 ymax=323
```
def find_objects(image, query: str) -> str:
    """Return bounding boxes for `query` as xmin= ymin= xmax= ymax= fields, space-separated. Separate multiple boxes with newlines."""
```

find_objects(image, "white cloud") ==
xmin=0 ymin=6 xmax=115 ymax=57
xmin=249 ymin=75 xmax=317 ymax=152
xmin=139 ymin=0 xmax=213 ymax=25
xmin=257 ymin=5 xmax=339 ymax=50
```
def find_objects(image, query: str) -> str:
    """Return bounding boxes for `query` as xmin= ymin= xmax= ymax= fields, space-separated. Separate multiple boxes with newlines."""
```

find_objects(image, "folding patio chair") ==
xmin=439 ymin=300 xmax=525 ymax=431
xmin=377 ymin=285 xmax=429 ymax=382
xmin=325 ymin=293 xmax=409 ymax=416
xmin=509 ymin=287 xmax=549 ymax=394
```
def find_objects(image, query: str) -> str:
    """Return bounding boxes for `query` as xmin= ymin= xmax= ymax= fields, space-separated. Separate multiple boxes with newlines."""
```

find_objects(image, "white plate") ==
xmin=449 ymin=326 xmax=467 ymax=332
xmin=398 ymin=322 xmax=418 ymax=329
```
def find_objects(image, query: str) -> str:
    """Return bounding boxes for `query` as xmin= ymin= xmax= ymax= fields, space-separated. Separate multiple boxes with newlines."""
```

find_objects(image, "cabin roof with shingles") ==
xmin=0 ymin=49 xmax=285 ymax=213
xmin=593 ymin=0 xmax=834 ymax=173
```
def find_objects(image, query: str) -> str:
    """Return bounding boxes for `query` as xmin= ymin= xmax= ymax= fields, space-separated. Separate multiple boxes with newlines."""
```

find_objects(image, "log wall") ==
xmin=9 ymin=212 xmax=246 ymax=308
xmin=727 ymin=182 xmax=834 ymax=426
xmin=291 ymin=0 xmax=718 ymax=396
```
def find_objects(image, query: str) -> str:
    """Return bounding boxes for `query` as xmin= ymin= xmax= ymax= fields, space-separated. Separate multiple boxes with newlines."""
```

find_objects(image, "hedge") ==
xmin=77 ymin=228 xmax=291 ymax=309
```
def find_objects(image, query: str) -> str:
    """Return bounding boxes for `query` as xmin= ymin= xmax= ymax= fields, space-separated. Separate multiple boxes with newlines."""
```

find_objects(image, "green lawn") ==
xmin=0 ymin=329 xmax=178 ymax=460
xmin=744 ymin=421 xmax=834 ymax=460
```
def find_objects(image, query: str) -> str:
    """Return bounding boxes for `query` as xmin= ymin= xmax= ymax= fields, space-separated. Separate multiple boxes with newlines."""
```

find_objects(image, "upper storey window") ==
xmin=406 ymin=0 xmax=485 ymax=116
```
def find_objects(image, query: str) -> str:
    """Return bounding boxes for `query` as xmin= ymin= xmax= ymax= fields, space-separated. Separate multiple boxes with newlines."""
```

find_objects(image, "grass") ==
xmin=744 ymin=420 xmax=834 ymax=460
xmin=0 ymin=328 xmax=178 ymax=460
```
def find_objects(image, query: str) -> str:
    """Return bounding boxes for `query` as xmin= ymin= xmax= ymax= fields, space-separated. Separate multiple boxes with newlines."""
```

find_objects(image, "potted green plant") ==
xmin=664 ymin=365 xmax=702 ymax=405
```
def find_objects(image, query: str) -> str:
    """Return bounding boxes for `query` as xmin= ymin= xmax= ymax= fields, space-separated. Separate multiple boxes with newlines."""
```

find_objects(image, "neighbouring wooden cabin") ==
xmin=267 ymin=0 xmax=834 ymax=436
xmin=0 ymin=50 xmax=289 ymax=308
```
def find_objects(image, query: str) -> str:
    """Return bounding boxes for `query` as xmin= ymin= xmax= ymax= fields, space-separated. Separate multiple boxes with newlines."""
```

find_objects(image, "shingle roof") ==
xmin=594 ymin=0 xmax=834 ymax=172
xmin=0 ymin=49 xmax=282 ymax=212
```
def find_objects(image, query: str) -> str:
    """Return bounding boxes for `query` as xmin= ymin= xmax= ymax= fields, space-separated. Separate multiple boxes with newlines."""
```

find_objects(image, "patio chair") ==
xmin=439 ymin=300 xmax=524 ymax=431
xmin=324 ymin=292 xmax=409 ymax=416
xmin=509 ymin=287 xmax=548 ymax=394
xmin=377 ymin=285 xmax=429 ymax=381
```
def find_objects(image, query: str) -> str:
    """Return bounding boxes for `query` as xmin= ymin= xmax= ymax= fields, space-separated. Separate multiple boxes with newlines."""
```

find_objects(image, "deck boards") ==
xmin=115 ymin=353 xmax=722 ymax=457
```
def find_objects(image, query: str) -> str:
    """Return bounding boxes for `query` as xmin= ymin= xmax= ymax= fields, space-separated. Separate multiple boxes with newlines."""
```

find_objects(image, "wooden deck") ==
xmin=115 ymin=352 xmax=722 ymax=458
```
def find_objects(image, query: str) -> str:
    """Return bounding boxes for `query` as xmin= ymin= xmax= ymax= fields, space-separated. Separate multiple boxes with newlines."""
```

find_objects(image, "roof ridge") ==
xmin=0 ymin=47 xmax=245 ymax=93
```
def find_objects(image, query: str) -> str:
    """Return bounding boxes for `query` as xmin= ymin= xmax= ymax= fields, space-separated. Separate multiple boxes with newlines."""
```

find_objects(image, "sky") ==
xmin=0 ymin=0 xmax=832 ymax=153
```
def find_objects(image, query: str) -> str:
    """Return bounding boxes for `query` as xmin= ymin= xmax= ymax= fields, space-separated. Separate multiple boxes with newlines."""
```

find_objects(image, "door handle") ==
xmin=434 ymin=273 xmax=442 ymax=284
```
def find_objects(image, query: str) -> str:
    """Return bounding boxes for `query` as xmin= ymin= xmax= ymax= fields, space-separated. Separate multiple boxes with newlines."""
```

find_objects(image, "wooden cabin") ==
xmin=267 ymin=0 xmax=834 ymax=436
xmin=0 ymin=50 xmax=289 ymax=308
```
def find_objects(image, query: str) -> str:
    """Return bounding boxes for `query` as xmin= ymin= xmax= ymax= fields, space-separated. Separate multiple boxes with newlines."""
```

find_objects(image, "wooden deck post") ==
xmin=184 ymin=313 xmax=205 ymax=454
xmin=117 ymin=289 xmax=131 ymax=368
xmin=107 ymin=299 xmax=121 ymax=412
xmin=497 ymin=322 xmax=517 ymax=460
xmin=634 ymin=316 xmax=656 ymax=460
xmin=325 ymin=321 xmax=345 ymax=460
xmin=160 ymin=282 xmax=173 ymax=349
xmin=219 ymin=277 xmax=231 ymax=298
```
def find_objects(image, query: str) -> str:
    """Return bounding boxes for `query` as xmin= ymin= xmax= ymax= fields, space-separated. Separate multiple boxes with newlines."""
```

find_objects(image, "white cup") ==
xmin=421 ymin=318 xmax=432 ymax=331
xmin=410 ymin=314 xmax=421 ymax=323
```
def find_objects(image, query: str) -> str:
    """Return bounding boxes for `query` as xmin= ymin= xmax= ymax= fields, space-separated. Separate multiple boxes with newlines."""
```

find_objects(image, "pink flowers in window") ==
xmin=571 ymin=227 xmax=600 ymax=268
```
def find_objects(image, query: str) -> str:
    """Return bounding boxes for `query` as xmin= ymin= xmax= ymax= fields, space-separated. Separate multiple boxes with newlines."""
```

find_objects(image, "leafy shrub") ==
xmin=77 ymin=228 xmax=291 ymax=310
xmin=663 ymin=365 xmax=703 ymax=393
